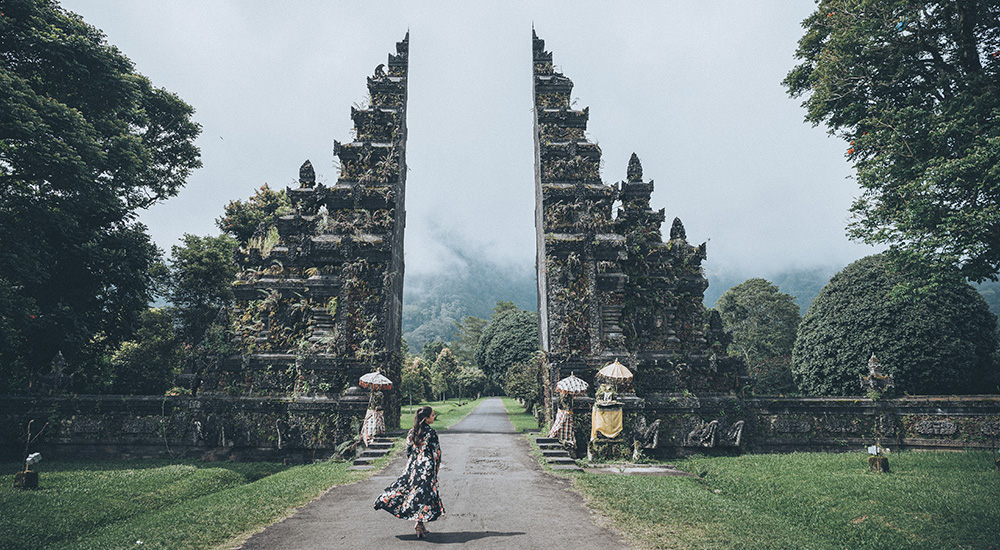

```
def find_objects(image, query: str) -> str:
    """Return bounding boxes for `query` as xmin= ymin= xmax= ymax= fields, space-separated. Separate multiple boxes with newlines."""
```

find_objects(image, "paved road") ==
xmin=238 ymin=398 xmax=630 ymax=549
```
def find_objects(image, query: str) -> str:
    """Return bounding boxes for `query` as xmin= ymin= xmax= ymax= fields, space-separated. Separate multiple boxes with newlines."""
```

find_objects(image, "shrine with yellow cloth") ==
xmin=591 ymin=406 xmax=623 ymax=440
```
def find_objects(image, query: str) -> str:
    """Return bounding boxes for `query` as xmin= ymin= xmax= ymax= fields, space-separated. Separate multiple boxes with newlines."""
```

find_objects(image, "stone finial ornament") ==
xmin=670 ymin=217 xmax=687 ymax=241
xmin=627 ymin=152 xmax=643 ymax=182
xmin=299 ymin=160 xmax=316 ymax=188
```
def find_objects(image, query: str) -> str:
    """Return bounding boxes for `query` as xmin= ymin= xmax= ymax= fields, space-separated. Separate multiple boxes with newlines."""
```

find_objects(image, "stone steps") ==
xmin=534 ymin=436 xmax=582 ymax=472
xmin=347 ymin=437 xmax=395 ymax=471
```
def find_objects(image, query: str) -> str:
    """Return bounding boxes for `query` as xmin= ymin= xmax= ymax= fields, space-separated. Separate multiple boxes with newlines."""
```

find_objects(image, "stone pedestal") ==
xmin=868 ymin=456 xmax=890 ymax=473
xmin=587 ymin=438 xmax=631 ymax=461
xmin=14 ymin=470 xmax=38 ymax=489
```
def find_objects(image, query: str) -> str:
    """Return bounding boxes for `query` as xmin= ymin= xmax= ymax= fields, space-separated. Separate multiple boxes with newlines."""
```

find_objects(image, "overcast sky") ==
xmin=60 ymin=1 xmax=878 ymax=280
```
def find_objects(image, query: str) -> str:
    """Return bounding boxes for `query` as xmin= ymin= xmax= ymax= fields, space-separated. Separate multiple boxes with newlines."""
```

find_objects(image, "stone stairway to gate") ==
xmin=534 ymin=436 xmax=582 ymax=471
xmin=347 ymin=436 xmax=394 ymax=471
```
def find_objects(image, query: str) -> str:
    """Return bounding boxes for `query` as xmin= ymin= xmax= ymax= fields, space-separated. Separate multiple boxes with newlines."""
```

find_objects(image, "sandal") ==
xmin=415 ymin=523 xmax=428 ymax=538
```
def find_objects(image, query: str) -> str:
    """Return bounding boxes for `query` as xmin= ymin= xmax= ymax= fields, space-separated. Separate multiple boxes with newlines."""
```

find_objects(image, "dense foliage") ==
xmin=109 ymin=308 xmax=180 ymax=394
xmin=784 ymin=0 xmax=1000 ymax=283
xmin=715 ymin=278 xmax=801 ymax=394
xmin=431 ymin=347 xmax=460 ymax=400
xmin=474 ymin=306 xmax=539 ymax=389
xmin=503 ymin=352 xmax=545 ymax=412
xmin=792 ymin=254 xmax=999 ymax=395
xmin=168 ymin=234 xmax=237 ymax=344
xmin=0 ymin=0 xmax=201 ymax=391
xmin=216 ymin=184 xmax=290 ymax=245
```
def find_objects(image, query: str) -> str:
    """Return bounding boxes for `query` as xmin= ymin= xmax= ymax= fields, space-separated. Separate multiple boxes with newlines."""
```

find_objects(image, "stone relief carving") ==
xmin=684 ymin=419 xmax=744 ymax=448
xmin=914 ymin=420 xmax=957 ymax=435
xmin=980 ymin=422 xmax=1000 ymax=436
xmin=771 ymin=418 xmax=812 ymax=433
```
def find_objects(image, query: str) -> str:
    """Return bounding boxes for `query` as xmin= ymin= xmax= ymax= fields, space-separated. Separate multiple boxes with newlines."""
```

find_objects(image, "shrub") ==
xmin=792 ymin=254 xmax=999 ymax=396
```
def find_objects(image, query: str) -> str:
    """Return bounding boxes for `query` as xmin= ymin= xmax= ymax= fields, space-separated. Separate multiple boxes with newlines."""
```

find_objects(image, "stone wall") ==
xmin=564 ymin=395 xmax=1000 ymax=458
xmin=0 ymin=394 xmax=367 ymax=462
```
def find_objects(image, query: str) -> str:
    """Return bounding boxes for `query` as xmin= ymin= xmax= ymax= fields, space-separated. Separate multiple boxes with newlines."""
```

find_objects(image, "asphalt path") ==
xmin=238 ymin=397 xmax=630 ymax=549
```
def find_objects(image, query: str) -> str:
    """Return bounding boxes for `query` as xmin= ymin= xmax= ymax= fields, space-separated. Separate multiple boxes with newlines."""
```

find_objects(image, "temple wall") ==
xmin=0 ymin=394 xmax=367 ymax=462
xmin=567 ymin=395 xmax=1000 ymax=458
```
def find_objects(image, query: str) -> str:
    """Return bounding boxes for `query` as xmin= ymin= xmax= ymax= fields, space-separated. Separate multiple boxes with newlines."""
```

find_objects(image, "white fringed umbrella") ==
xmin=556 ymin=373 xmax=589 ymax=395
xmin=595 ymin=359 xmax=633 ymax=385
xmin=359 ymin=371 xmax=393 ymax=390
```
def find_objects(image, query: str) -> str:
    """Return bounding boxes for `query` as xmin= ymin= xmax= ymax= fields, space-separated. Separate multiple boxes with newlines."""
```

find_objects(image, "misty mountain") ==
xmin=402 ymin=259 xmax=536 ymax=350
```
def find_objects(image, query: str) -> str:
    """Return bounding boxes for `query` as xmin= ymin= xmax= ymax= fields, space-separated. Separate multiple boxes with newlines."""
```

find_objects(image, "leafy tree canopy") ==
xmin=167 ymin=234 xmax=237 ymax=344
xmin=784 ymin=1 xmax=1000 ymax=283
xmin=792 ymin=254 xmax=999 ymax=396
xmin=431 ymin=347 xmax=460 ymax=400
xmin=449 ymin=315 xmax=487 ymax=367
xmin=109 ymin=308 xmax=180 ymax=395
xmin=716 ymin=278 xmax=801 ymax=394
xmin=475 ymin=304 xmax=539 ymax=388
xmin=504 ymin=352 xmax=545 ymax=412
xmin=0 ymin=0 xmax=201 ymax=389
xmin=216 ymin=184 xmax=290 ymax=245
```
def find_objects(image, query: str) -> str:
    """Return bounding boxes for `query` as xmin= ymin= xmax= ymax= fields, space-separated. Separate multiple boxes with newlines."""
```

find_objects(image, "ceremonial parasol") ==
xmin=359 ymin=371 xmax=393 ymax=390
xmin=595 ymin=359 xmax=633 ymax=385
xmin=556 ymin=373 xmax=589 ymax=395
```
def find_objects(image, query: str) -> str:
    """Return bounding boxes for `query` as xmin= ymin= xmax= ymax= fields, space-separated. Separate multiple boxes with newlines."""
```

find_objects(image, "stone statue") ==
xmin=632 ymin=415 xmax=661 ymax=460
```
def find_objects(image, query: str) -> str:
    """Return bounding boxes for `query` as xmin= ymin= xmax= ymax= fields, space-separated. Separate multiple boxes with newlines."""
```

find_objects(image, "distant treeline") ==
xmin=402 ymin=262 xmax=1000 ymax=350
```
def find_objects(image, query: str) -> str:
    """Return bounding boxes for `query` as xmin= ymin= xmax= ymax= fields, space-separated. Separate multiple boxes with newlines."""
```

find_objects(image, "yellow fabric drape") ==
xmin=591 ymin=407 xmax=623 ymax=440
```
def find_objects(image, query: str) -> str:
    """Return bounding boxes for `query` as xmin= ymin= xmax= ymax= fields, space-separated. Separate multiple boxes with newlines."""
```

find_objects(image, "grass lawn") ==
xmin=500 ymin=397 xmax=541 ymax=432
xmin=0 ymin=450 xmax=397 ymax=550
xmin=399 ymin=397 xmax=486 ymax=430
xmin=569 ymin=450 xmax=1000 ymax=549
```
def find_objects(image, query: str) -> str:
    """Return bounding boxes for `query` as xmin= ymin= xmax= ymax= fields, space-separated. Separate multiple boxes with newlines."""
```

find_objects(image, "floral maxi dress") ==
xmin=373 ymin=426 xmax=445 ymax=522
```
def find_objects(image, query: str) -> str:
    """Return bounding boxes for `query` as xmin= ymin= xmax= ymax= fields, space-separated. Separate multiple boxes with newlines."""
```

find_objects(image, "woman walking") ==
xmin=374 ymin=406 xmax=445 ymax=538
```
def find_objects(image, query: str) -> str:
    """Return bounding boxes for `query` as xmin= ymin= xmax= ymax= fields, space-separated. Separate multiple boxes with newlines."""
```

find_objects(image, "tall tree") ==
xmin=0 ymin=0 xmax=201 ymax=391
xmin=475 ymin=304 xmax=539 ymax=389
xmin=421 ymin=340 xmax=446 ymax=366
xmin=167 ymin=234 xmax=238 ymax=344
xmin=449 ymin=315 xmax=487 ymax=367
xmin=784 ymin=1 xmax=1000 ymax=283
xmin=432 ymin=347 xmax=460 ymax=401
xmin=715 ymin=278 xmax=802 ymax=394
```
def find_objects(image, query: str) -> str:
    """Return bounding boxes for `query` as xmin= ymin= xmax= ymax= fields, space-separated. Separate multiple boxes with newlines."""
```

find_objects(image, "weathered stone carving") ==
xmin=771 ymin=417 xmax=812 ymax=433
xmin=860 ymin=353 xmax=894 ymax=394
xmin=298 ymin=160 xmax=316 ymax=188
xmin=981 ymin=422 xmax=1000 ymax=436
xmin=633 ymin=415 xmax=661 ymax=449
xmin=914 ymin=420 xmax=957 ymax=435
xmin=684 ymin=419 xmax=744 ymax=447
xmin=823 ymin=417 xmax=858 ymax=433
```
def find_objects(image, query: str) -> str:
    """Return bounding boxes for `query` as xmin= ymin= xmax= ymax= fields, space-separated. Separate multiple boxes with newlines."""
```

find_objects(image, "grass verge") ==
xmin=399 ymin=397 xmax=486 ymax=430
xmin=0 ymin=448 xmax=398 ymax=550
xmin=500 ymin=397 xmax=541 ymax=432
xmin=571 ymin=450 xmax=1000 ymax=549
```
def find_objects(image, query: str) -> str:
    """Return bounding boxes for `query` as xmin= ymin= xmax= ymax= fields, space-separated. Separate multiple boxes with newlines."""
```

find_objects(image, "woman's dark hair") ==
xmin=411 ymin=406 xmax=434 ymax=445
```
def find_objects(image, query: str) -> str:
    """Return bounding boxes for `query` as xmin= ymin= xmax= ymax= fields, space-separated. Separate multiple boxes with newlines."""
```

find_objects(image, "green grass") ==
xmin=399 ymin=397 xmax=486 ymax=430
xmin=570 ymin=451 xmax=1000 ymax=550
xmin=500 ymin=397 xmax=541 ymax=432
xmin=0 ymin=450 xmax=397 ymax=550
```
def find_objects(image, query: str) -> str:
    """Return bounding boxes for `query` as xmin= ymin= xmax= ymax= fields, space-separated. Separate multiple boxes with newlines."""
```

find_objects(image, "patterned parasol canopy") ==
xmin=595 ymin=360 xmax=633 ymax=384
xmin=556 ymin=373 xmax=589 ymax=395
xmin=359 ymin=371 xmax=393 ymax=390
